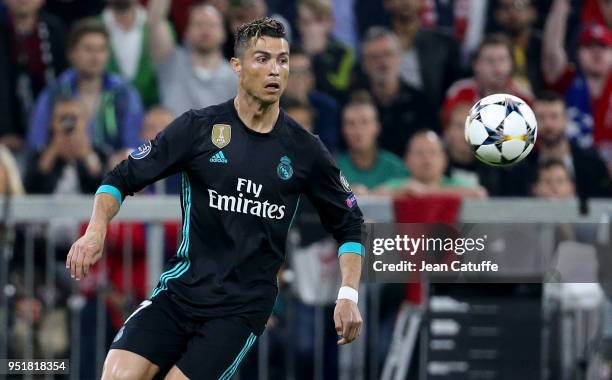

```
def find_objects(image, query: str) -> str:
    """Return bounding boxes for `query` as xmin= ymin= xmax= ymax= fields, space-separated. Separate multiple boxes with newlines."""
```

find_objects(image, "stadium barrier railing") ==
xmin=1 ymin=195 xmax=610 ymax=380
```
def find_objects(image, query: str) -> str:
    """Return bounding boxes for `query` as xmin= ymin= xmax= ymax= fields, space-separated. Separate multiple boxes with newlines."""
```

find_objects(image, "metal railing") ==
xmin=0 ymin=195 xmax=610 ymax=380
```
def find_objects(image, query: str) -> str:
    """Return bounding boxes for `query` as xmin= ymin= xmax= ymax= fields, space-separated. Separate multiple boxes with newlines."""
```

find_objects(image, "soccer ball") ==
xmin=464 ymin=93 xmax=537 ymax=166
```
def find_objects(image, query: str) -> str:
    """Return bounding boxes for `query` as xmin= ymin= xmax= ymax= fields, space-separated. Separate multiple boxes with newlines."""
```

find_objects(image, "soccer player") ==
xmin=66 ymin=18 xmax=364 ymax=380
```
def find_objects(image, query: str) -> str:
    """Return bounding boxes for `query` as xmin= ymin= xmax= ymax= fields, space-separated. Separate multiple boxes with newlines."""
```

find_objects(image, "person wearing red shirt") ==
xmin=543 ymin=0 xmax=612 ymax=166
xmin=442 ymin=33 xmax=533 ymax=127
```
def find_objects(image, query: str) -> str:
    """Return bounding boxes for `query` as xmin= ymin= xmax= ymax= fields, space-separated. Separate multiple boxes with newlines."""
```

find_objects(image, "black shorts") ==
xmin=110 ymin=291 xmax=263 ymax=379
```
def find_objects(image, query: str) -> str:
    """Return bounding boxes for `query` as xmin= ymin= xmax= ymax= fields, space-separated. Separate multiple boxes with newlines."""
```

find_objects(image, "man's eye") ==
xmin=280 ymin=58 xmax=289 ymax=64
xmin=257 ymin=57 xmax=267 ymax=63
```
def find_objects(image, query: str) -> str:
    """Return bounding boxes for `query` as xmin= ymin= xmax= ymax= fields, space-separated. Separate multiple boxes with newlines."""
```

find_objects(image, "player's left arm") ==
xmin=304 ymin=139 xmax=364 ymax=345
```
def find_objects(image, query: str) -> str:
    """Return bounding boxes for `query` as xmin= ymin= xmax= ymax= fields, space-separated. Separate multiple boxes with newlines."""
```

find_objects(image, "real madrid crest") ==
xmin=277 ymin=156 xmax=293 ymax=180
xmin=211 ymin=124 xmax=231 ymax=149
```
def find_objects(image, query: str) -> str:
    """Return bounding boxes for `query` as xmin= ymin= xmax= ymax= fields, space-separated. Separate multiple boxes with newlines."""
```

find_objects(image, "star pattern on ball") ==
xmin=503 ymin=97 xmax=524 ymax=118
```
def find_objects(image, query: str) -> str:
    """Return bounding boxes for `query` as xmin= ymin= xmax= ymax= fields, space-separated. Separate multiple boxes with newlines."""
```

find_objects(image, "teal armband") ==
xmin=338 ymin=242 xmax=365 ymax=257
xmin=96 ymin=185 xmax=123 ymax=206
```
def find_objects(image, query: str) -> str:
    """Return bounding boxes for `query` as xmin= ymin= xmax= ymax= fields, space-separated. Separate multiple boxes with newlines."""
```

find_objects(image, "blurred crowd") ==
xmin=0 ymin=0 xmax=611 ymax=378
xmin=0 ymin=0 xmax=609 ymax=201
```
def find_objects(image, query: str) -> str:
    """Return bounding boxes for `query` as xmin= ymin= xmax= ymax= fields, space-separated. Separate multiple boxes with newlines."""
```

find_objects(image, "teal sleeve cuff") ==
xmin=96 ymin=185 xmax=123 ymax=206
xmin=338 ymin=242 xmax=365 ymax=257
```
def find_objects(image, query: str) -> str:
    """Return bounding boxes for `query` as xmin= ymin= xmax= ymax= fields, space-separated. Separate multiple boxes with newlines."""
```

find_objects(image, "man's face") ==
xmin=361 ymin=36 xmax=402 ymax=84
xmin=342 ymin=104 xmax=380 ymax=152
xmin=474 ymin=44 xmax=513 ymax=91
xmin=494 ymin=0 xmax=536 ymax=36
xmin=383 ymin=0 xmax=424 ymax=20
xmin=287 ymin=107 xmax=314 ymax=133
xmin=534 ymin=166 xmax=575 ymax=198
xmin=405 ymin=132 xmax=447 ymax=184
xmin=186 ymin=6 xmax=225 ymax=54
xmin=444 ymin=104 xmax=473 ymax=162
xmin=285 ymin=54 xmax=313 ymax=100
xmin=578 ymin=44 xmax=612 ymax=77
xmin=141 ymin=109 xmax=174 ymax=141
xmin=232 ymin=36 xmax=290 ymax=105
xmin=69 ymin=33 xmax=109 ymax=79
xmin=5 ymin=0 xmax=43 ymax=17
xmin=297 ymin=5 xmax=332 ymax=41
xmin=534 ymin=100 xmax=567 ymax=147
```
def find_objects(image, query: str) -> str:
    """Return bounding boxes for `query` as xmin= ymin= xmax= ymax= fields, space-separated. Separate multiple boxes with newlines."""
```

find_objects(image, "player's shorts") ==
xmin=110 ymin=291 xmax=263 ymax=379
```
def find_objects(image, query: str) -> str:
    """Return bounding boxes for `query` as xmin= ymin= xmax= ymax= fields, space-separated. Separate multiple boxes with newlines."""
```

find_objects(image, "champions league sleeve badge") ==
xmin=339 ymin=172 xmax=351 ymax=192
xmin=130 ymin=141 xmax=152 ymax=160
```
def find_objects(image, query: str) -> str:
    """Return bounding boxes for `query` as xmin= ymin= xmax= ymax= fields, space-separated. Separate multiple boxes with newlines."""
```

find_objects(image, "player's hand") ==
xmin=333 ymin=299 xmax=362 ymax=345
xmin=66 ymin=231 xmax=105 ymax=280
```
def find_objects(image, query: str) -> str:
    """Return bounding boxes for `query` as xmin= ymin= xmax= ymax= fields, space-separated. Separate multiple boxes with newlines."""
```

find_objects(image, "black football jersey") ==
xmin=101 ymin=99 xmax=364 ymax=328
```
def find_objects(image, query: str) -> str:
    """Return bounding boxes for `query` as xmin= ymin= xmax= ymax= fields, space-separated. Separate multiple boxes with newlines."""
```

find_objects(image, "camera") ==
xmin=58 ymin=114 xmax=77 ymax=133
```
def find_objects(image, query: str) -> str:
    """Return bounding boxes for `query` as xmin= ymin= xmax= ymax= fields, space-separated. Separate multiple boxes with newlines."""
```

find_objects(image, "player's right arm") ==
xmin=66 ymin=193 xmax=118 ymax=280
xmin=66 ymin=110 xmax=198 ymax=280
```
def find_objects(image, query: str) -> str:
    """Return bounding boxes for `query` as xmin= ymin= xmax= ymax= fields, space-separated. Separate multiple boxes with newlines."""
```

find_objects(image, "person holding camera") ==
xmin=24 ymin=96 xmax=107 ymax=195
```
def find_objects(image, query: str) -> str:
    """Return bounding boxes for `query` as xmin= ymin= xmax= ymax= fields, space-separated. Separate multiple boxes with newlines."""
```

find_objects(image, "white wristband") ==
xmin=337 ymin=286 xmax=358 ymax=304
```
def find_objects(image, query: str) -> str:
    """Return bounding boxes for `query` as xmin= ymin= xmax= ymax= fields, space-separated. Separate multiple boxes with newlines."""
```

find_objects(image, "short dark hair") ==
xmin=474 ymin=33 xmax=513 ymax=60
xmin=344 ymin=90 xmax=378 ymax=115
xmin=406 ymin=129 xmax=444 ymax=155
xmin=537 ymin=159 xmax=573 ymax=180
xmin=67 ymin=18 xmax=109 ymax=51
xmin=535 ymin=90 xmax=566 ymax=106
xmin=234 ymin=17 xmax=286 ymax=58
xmin=347 ymin=90 xmax=375 ymax=107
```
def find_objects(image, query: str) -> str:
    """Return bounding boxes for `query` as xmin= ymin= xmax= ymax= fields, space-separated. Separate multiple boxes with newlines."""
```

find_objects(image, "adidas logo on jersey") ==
xmin=210 ymin=151 xmax=228 ymax=164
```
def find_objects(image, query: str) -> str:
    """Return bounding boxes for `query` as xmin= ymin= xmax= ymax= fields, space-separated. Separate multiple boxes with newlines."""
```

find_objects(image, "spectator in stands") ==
xmin=296 ymin=0 xmax=354 ymax=101
xmin=336 ymin=92 xmax=407 ymax=195
xmin=102 ymin=0 xmax=160 ymax=107
xmin=28 ymin=18 xmax=143 ymax=162
xmin=283 ymin=48 xmax=340 ymax=151
xmin=148 ymin=0 xmax=237 ymax=116
xmin=152 ymin=0 xmax=225 ymax=42
xmin=493 ymin=0 xmax=543 ymax=95
xmin=532 ymin=160 xmax=576 ymax=198
xmin=283 ymin=97 xmax=315 ymax=133
xmin=543 ymin=0 xmax=612 ymax=162
xmin=0 ymin=145 xmax=25 ymax=196
xmin=528 ymin=91 xmax=612 ymax=198
xmin=359 ymin=27 xmax=439 ymax=157
xmin=443 ymin=34 xmax=533 ymax=126
xmin=443 ymin=102 xmax=484 ymax=188
xmin=383 ymin=0 xmax=461 ymax=107
xmin=377 ymin=130 xmax=487 ymax=198
xmin=224 ymin=0 xmax=291 ymax=60
xmin=25 ymin=96 xmax=106 ymax=195
xmin=0 ymin=0 xmax=67 ymax=151
xmin=284 ymin=47 xmax=340 ymax=152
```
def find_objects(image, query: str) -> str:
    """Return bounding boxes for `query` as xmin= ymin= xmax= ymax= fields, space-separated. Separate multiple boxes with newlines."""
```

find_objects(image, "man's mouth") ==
xmin=265 ymin=83 xmax=281 ymax=91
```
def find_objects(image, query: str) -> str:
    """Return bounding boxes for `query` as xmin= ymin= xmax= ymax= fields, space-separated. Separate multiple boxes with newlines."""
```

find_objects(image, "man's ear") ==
xmin=230 ymin=57 xmax=241 ymax=75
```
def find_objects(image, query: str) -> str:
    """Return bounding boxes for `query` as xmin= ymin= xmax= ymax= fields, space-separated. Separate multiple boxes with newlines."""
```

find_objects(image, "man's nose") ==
xmin=270 ymin=61 xmax=280 ymax=76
